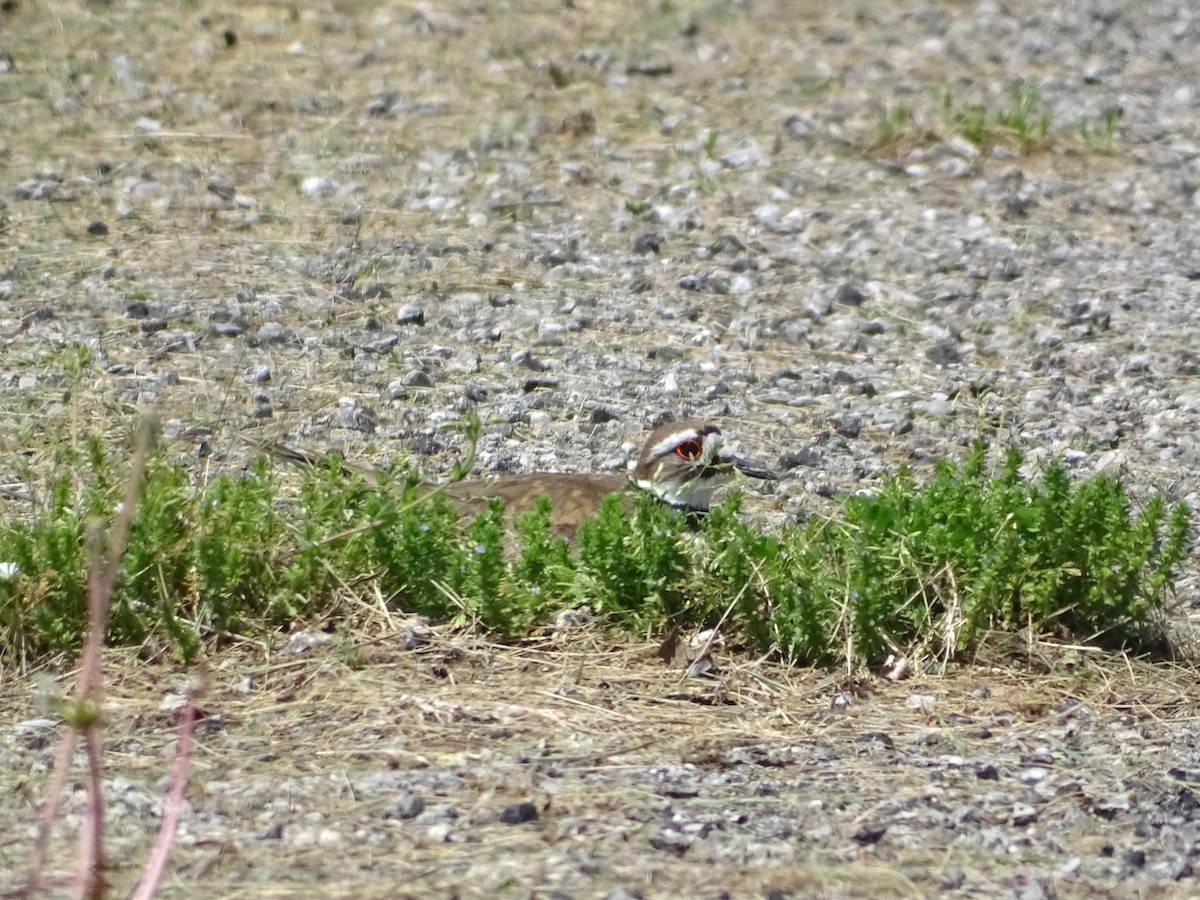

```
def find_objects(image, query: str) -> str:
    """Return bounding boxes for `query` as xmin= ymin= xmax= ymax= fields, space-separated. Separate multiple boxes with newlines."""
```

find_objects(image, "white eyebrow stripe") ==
xmin=647 ymin=428 xmax=702 ymax=460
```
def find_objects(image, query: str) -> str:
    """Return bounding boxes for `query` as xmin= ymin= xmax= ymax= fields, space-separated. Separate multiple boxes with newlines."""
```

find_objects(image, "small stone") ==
xmin=243 ymin=365 xmax=271 ymax=384
xmin=396 ymin=304 xmax=425 ymax=326
xmin=926 ymin=342 xmax=962 ymax=366
xmin=857 ymin=732 xmax=894 ymax=749
xmin=829 ymin=414 xmax=861 ymax=438
xmin=1149 ymin=855 xmax=1190 ymax=880
xmin=283 ymin=631 xmax=332 ymax=654
xmin=805 ymin=294 xmax=833 ymax=318
xmin=851 ymin=822 xmax=888 ymax=845
xmin=834 ymin=283 xmax=865 ymax=306
xmin=626 ymin=61 xmax=672 ymax=77
xmin=499 ymin=801 xmax=538 ymax=825
xmin=403 ymin=370 xmax=434 ymax=388
xmin=440 ymin=346 xmax=476 ymax=374
xmin=553 ymin=608 xmax=592 ymax=630
xmin=130 ymin=180 xmax=164 ymax=200
xmin=719 ymin=143 xmax=762 ymax=169
xmin=779 ymin=449 xmax=823 ymax=470
xmin=514 ymin=350 xmax=550 ymax=372
xmin=469 ymin=807 xmax=497 ymax=826
xmin=301 ymin=176 xmax=339 ymax=198
xmin=329 ymin=404 xmax=377 ymax=435
xmin=254 ymin=322 xmax=295 ymax=346
xmin=12 ymin=719 xmax=59 ymax=750
xmin=522 ymin=376 xmax=558 ymax=393
xmin=86 ymin=220 xmax=109 ymax=236
xmin=923 ymin=395 xmax=955 ymax=417
xmin=394 ymin=791 xmax=425 ymax=820
xmin=633 ymin=233 xmax=663 ymax=254
xmin=211 ymin=320 xmax=245 ymax=337
xmin=940 ymin=869 xmax=966 ymax=891
xmin=649 ymin=829 xmax=691 ymax=855
xmin=1011 ymin=803 xmax=1038 ymax=826
xmin=783 ymin=112 xmax=816 ymax=140
xmin=362 ymin=335 xmax=400 ymax=354
xmin=402 ymin=623 xmax=431 ymax=649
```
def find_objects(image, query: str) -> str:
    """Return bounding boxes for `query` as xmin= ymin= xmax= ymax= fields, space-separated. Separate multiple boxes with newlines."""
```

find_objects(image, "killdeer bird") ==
xmin=267 ymin=418 xmax=776 ymax=540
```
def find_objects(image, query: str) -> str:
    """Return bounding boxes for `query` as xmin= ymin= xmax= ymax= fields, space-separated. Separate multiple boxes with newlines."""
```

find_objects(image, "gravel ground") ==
xmin=2 ymin=0 xmax=1200 ymax=896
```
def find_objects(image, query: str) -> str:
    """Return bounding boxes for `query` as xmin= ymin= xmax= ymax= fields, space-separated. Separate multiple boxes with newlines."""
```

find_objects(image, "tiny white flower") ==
xmin=0 ymin=562 xmax=20 ymax=579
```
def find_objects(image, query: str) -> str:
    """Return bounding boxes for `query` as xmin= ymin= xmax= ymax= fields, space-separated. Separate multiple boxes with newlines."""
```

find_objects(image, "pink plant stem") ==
xmin=17 ymin=421 xmax=156 ymax=899
xmin=73 ymin=726 xmax=106 ymax=900
xmin=19 ymin=728 xmax=78 ymax=896
xmin=129 ymin=690 xmax=199 ymax=900
xmin=69 ymin=528 xmax=109 ymax=900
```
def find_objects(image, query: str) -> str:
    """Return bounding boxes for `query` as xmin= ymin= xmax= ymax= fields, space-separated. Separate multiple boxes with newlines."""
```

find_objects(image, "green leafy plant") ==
xmin=0 ymin=435 xmax=1191 ymax=669
xmin=576 ymin=492 xmax=692 ymax=631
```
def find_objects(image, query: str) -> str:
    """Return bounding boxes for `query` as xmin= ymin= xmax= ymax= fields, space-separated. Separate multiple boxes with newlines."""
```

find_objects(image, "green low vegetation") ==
xmin=0 ymin=435 xmax=1190 ymax=668
xmin=874 ymin=85 xmax=1121 ymax=155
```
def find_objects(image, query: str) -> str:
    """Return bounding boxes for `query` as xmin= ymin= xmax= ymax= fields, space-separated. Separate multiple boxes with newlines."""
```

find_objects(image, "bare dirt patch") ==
xmin=4 ymin=632 xmax=1200 ymax=898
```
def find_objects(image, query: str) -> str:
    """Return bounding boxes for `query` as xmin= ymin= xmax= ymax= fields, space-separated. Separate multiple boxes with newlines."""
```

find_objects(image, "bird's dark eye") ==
xmin=675 ymin=439 xmax=703 ymax=460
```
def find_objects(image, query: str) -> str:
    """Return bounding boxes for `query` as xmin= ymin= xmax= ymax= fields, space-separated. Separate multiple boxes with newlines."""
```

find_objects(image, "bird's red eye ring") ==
xmin=675 ymin=439 xmax=703 ymax=460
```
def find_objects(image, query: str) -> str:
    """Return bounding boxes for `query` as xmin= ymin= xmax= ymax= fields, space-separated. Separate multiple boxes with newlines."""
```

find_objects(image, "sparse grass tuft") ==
xmin=1072 ymin=104 xmax=1124 ymax=154
xmin=872 ymin=86 xmax=1123 ymax=157
xmin=874 ymin=104 xmax=914 ymax=149
xmin=941 ymin=85 xmax=1051 ymax=151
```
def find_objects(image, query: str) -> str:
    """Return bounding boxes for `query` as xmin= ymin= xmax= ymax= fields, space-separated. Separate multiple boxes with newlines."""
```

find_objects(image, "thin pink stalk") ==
xmin=129 ymin=687 xmax=200 ymax=900
xmin=74 ymin=727 xmax=106 ymax=900
xmin=71 ymin=527 xmax=109 ymax=900
xmin=16 ymin=421 xmax=156 ymax=899
xmin=17 ymin=728 xmax=78 ymax=896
